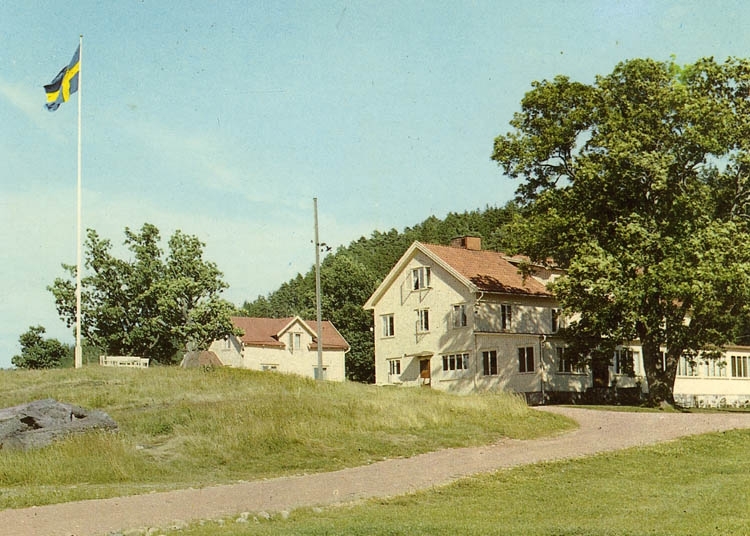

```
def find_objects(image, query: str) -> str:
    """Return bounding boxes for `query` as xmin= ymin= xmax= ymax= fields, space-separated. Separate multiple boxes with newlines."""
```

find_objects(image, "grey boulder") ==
xmin=0 ymin=398 xmax=117 ymax=450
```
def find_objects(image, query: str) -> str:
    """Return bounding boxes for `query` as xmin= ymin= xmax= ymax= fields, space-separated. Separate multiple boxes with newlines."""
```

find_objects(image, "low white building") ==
xmin=208 ymin=316 xmax=349 ymax=381
xmin=617 ymin=346 xmax=750 ymax=408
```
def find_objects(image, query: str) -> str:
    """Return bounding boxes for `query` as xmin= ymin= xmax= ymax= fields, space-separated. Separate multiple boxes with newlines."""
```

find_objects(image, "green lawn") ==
xmin=0 ymin=366 xmax=573 ymax=509
xmin=166 ymin=428 xmax=750 ymax=536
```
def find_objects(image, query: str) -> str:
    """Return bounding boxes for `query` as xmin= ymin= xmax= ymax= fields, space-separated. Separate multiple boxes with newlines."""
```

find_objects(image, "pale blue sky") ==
xmin=1 ymin=1 xmax=748 ymax=367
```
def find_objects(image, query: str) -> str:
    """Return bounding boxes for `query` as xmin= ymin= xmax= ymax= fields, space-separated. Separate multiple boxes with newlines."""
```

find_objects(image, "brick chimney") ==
xmin=450 ymin=236 xmax=481 ymax=251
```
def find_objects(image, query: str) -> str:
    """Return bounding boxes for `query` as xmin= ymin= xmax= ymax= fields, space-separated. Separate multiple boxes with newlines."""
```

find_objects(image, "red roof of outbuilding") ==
xmin=230 ymin=316 xmax=350 ymax=351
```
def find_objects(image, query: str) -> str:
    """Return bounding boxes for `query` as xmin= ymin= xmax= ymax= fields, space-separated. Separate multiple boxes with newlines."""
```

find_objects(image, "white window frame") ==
xmin=518 ymin=346 xmax=534 ymax=373
xmin=417 ymin=309 xmax=430 ymax=333
xmin=388 ymin=359 xmax=401 ymax=376
xmin=501 ymin=304 xmax=512 ymax=330
xmin=289 ymin=332 xmax=301 ymax=353
xmin=412 ymin=266 xmax=431 ymax=291
xmin=677 ymin=354 xmax=698 ymax=377
xmin=731 ymin=355 xmax=749 ymax=378
xmin=482 ymin=350 xmax=498 ymax=376
xmin=381 ymin=314 xmax=395 ymax=337
xmin=701 ymin=358 xmax=726 ymax=377
xmin=452 ymin=304 xmax=468 ymax=328
xmin=613 ymin=348 xmax=634 ymax=375
xmin=442 ymin=352 xmax=469 ymax=372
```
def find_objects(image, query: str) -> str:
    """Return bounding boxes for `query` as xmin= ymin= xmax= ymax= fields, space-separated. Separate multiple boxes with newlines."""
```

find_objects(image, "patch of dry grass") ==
xmin=0 ymin=366 xmax=573 ymax=509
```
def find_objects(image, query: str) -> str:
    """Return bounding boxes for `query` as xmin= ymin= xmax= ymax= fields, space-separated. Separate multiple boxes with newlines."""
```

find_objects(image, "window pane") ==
xmin=483 ymin=351 xmax=497 ymax=376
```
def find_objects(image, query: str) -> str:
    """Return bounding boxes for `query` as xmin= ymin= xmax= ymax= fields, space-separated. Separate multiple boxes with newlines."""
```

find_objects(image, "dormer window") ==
xmin=412 ymin=266 xmax=431 ymax=290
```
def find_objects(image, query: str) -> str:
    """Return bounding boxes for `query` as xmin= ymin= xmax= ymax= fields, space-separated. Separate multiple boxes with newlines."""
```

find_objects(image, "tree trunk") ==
xmin=638 ymin=331 xmax=676 ymax=407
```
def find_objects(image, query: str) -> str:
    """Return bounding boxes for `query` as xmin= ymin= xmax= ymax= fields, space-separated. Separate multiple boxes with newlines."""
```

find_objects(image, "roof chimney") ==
xmin=450 ymin=236 xmax=481 ymax=251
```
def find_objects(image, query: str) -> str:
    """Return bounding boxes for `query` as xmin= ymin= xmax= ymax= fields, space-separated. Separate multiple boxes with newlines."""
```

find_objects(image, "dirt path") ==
xmin=3 ymin=407 xmax=749 ymax=536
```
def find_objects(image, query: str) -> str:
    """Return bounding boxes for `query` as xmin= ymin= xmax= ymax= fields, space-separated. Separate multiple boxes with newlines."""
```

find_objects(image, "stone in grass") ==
xmin=0 ymin=398 xmax=117 ymax=450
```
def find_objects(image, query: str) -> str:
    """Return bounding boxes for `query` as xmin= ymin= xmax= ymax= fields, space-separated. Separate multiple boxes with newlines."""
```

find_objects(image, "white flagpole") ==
xmin=74 ymin=34 xmax=83 ymax=368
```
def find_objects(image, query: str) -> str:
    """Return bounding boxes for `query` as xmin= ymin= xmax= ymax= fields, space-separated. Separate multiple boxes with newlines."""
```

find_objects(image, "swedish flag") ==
xmin=44 ymin=45 xmax=80 ymax=111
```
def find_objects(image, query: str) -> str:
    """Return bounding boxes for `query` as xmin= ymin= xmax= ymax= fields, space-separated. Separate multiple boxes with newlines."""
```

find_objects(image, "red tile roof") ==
xmin=421 ymin=243 xmax=552 ymax=296
xmin=230 ymin=317 xmax=350 ymax=351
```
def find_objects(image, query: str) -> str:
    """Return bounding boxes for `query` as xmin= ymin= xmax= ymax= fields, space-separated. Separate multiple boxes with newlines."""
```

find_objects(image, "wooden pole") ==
xmin=314 ymin=198 xmax=324 ymax=380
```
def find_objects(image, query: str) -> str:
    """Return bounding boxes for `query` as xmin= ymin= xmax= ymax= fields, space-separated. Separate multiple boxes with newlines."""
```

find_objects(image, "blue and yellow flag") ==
xmin=44 ymin=45 xmax=80 ymax=111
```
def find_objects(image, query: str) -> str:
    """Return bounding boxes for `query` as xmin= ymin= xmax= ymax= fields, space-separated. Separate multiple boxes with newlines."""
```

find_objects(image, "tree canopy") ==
xmin=492 ymin=57 xmax=750 ymax=404
xmin=49 ymin=223 xmax=240 ymax=364
xmin=12 ymin=326 xmax=68 ymax=369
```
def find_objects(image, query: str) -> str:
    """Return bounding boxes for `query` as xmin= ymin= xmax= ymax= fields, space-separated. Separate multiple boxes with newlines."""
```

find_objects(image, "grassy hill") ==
xmin=0 ymin=366 xmax=573 ymax=509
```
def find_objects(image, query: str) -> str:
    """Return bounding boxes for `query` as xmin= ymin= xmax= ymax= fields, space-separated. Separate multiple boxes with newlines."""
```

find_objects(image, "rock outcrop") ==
xmin=180 ymin=350 xmax=223 ymax=368
xmin=0 ymin=398 xmax=117 ymax=450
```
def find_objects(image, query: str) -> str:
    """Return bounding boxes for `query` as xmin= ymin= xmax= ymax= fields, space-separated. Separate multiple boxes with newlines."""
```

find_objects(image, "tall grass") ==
xmin=0 ymin=366 xmax=573 ymax=509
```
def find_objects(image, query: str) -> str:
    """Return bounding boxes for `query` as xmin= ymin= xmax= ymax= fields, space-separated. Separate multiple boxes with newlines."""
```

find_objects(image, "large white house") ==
xmin=364 ymin=237 xmax=750 ymax=407
xmin=207 ymin=316 xmax=349 ymax=381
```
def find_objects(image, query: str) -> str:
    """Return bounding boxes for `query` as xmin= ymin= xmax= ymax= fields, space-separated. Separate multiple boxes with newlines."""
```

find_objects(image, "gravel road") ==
xmin=2 ymin=406 xmax=749 ymax=536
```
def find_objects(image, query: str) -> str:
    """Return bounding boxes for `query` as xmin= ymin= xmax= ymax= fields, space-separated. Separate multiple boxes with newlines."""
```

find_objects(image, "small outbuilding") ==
xmin=207 ymin=316 xmax=349 ymax=381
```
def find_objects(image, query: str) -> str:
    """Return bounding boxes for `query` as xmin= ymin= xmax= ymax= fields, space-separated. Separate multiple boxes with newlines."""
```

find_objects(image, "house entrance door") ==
xmin=419 ymin=358 xmax=431 ymax=387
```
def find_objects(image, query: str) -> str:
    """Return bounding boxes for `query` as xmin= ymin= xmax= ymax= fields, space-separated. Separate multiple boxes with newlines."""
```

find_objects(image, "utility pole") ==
xmin=313 ymin=198 xmax=324 ymax=381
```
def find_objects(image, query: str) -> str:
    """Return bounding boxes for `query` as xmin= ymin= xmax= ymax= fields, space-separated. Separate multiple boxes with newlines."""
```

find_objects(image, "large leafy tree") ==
xmin=12 ymin=326 xmax=68 ymax=369
xmin=492 ymin=57 xmax=750 ymax=405
xmin=318 ymin=253 xmax=379 ymax=383
xmin=50 ymin=223 xmax=240 ymax=364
